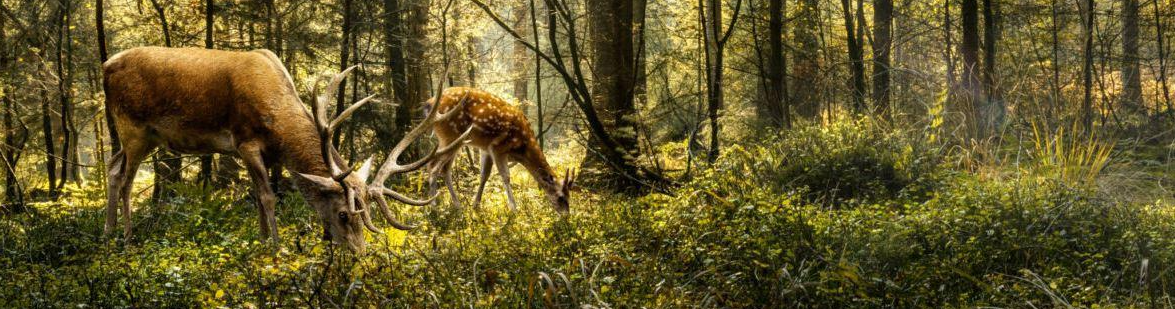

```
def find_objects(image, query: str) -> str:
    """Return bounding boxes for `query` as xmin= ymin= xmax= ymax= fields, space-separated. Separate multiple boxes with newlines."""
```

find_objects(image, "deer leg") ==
xmin=238 ymin=141 xmax=280 ymax=242
xmin=491 ymin=151 xmax=519 ymax=211
xmin=471 ymin=151 xmax=492 ymax=209
xmin=104 ymin=149 xmax=125 ymax=238
xmin=442 ymin=157 xmax=465 ymax=209
xmin=108 ymin=132 xmax=154 ymax=242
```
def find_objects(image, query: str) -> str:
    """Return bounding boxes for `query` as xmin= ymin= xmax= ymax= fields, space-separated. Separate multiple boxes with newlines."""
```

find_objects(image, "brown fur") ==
xmin=426 ymin=87 xmax=570 ymax=212
xmin=103 ymin=47 xmax=369 ymax=252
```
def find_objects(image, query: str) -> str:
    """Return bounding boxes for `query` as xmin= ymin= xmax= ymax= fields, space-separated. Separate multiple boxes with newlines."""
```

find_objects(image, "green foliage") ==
xmin=1 ymin=119 xmax=1172 ymax=308
xmin=734 ymin=119 xmax=943 ymax=206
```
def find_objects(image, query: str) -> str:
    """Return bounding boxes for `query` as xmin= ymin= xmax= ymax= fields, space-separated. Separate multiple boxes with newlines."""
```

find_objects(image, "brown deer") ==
xmin=102 ymin=47 xmax=469 ymax=253
xmin=425 ymin=87 xmax=573 ymax=213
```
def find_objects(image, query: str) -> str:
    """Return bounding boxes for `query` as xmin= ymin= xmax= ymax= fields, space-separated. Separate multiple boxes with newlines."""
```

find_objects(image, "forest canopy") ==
xmin=1 ymin=0 xmax=1174 ymax=307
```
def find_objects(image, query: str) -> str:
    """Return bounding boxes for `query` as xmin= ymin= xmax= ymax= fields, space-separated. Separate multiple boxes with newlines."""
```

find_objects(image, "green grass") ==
xmin=2 ymin=120 xmax=1173 ymax=308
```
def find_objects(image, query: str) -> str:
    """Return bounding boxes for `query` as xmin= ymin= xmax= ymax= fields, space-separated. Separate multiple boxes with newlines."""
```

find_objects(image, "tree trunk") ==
xmin=334 ymin=0 xmax=352 ymax=145
xmin=41 ymin=74 xmax=58 ymax=199
xmin=1120 ymin=0 xmax=1143 ymax=118
xmin=200 ymin=0 xmax=215 ymax=185
xmin=1080 ymin=0 xmax=1094 ymax=130
xmin=945 ymin=0 xmax=955 ymax=90
xmin=56 ymin=0 xmax=75 ymax=187
xmin=1156 ymin=0 xmax=1173 ymax=114
xmin=584 ymin=0 xmax=643 ymax=184
xmin=385 ymin=0 xmax=410 ymax=144
xmin=872 ymin=0 xmax=893 ymax=118
xmin=530 ymin=0 xmax=545 ymax=149
xmin=979 ymin=0 xmax=1003 ymax=135
xmin=763 ymin=0 xmax=790 ymax=127
xmin=97 ymin=0 xmax=118 ymax=155
xmin=842 ymin=0 xmax=867 ymax=114
xmin=1 ymin=14 xmax=24 ymax=210
xmin=960 ymin=0 xmax=982 ymax=132
xmin=793 ymin=0 xmax=821 ymax=119
xmin=512 ymin=0 xmax=531 ymax=107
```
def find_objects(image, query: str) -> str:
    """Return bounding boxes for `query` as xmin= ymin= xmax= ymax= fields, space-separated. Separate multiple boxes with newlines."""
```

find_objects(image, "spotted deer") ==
xmin=425 ymin=87 xmax=574 ymax=213
xmin=102 ymin=47 xmax=468 ymax=253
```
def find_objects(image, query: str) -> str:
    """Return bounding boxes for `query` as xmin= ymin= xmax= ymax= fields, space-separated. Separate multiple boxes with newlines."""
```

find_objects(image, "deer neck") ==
xmin=275 ymin=107 xmax=334 ymax=177
xmin=518 ymin=144 xmax=560 ymax=194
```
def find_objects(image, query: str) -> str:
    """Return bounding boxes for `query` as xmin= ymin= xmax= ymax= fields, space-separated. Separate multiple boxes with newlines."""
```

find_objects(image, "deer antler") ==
xmin=366 ymin=67 xmax=474 ymax=230
xmin=309 ymin=65 xmax=377 ymax=181
xmin=307 ymin=65 xmax=384 ymax=233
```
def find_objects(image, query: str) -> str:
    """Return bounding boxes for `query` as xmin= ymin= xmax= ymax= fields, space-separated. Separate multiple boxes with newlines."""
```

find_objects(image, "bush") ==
xmin=730 ymin=119 xmax=943 ymax=206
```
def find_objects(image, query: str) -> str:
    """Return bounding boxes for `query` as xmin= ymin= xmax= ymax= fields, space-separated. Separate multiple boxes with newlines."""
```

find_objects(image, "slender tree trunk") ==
xmin=385 ymin=0 xmax=411 ymax=145
xmin=530 ymin=0 xmax=545 ymax=149
xmin=1080 ymin=0 xmax=1095 ymax=130
xmin=1120 ymin=0 xmax=1143 ymax=118
xmin=980 ymin=0 xmax=1003 ymax=135
xmin=1 ymin=14 xmax=24 ymax=210
xmin=1156 ymin=0 xmax=1173 ymax=114
xmin=945 ymin=0 xmax=955 ymax=90
xmin=872 ymin=0 xmax=893 ymax=118
xmin=1050 ymin=0 xmax=1060 ymax=120
xmin=199 ymin=0 xmax=214 ymax=185
xmin=841 ymin=0 xmax=867 ymax=114
xmin=961 ymin=0 xmax=982 ymax=133
xmin=334 ymin=0 xmax=352 ymax=145
xmin=793 ymin=0 xmax=821 ymax=119
xmin=97 ymin=0 xmax=118 ymax=156
xmin=56 ymin=0 xmax=75 ymax=187
xmin=513 ymin=0 xmax=531 ymax=107
xmin=41 ymin=67 xmax=58 ymax=199
xmin=764 ymin=0 xmax=790 ymax=127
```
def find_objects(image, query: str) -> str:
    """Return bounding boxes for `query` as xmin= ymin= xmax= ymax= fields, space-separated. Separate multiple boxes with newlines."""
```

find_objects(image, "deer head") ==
xmin=296 ymin=66 xmax=472 ymax=253
xmin=546 ymin=168 xmax=576 ymax=213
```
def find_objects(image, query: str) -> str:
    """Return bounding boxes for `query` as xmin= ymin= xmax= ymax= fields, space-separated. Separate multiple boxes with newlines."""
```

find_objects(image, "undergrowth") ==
xmin=0 ymin=120 xmax=1172 ymax=308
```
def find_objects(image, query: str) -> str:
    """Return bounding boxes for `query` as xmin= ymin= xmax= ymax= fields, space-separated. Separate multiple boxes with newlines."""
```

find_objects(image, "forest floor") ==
xmin=2 ymin=119 xmax=1175 ymax=308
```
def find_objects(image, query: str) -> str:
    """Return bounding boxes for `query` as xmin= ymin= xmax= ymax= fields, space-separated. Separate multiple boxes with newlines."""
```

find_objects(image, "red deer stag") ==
xmin=102 ymin=47 xmax=468 ymax=253
xmin=425 ymin=87 xmax=574 ymax=213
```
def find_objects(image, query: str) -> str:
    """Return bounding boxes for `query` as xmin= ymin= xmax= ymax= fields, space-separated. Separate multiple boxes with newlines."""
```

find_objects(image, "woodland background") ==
xmin=1 ymin=0 xmax=1175 ymax=307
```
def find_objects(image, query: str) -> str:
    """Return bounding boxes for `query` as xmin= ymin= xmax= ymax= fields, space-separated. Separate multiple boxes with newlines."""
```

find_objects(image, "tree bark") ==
xmin=1120 ymin=0 xmax=1143 ymax=118
xmin=97 ymin=0 xmax=119 ymax=155
xmin=56 ymin=0 xmax=75 ymax=186
xmin=763 ymin=0 xmax=790 ymax=127
xmin=530 ymin=0 xmax=545 ymax=149
xmin=200 ymin=0 xmax=214 ymax=185
xmin=1 ymin=14 xmax=25 ymax=210
xmin=334 ymin=0 xmax=352 ymax=145
xmin=585 ymin=0 xmax=642 ymax=177
xmin=1079 ymin=0 xmax=1094 ymax=129
xmin=872 ymin=0 xmax=893 ymax=118
xmin=1156 ymin=0 xmax=1173 ymax=114
xmin=513 ymin=0 xmax=531 ymax=107
xmin=960 ymin=0 xmax=982 ymax=133
xmin=979 ymin=0 xmax=1003 ymax=135
xmin=841 ymin=0 xmax=867 ymax=114
xmin=793 ymin=0 xmax=821 ymax=119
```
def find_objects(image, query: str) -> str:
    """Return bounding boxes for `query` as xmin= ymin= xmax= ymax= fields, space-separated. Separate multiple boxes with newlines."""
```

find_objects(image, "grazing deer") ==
xmin=425 ymin=87 xmax=574 ymax=213
xmin=102 ymin=47 xmax=468 ymax=253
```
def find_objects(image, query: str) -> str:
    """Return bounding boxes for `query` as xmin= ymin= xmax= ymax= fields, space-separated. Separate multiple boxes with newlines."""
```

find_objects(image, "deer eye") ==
xmin=338 ymin=212 xmax=349 ymax=223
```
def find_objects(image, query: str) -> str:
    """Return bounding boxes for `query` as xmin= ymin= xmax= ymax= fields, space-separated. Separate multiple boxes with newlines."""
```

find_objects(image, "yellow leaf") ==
xmin=215 ymin=289 xmax=225 ymax=299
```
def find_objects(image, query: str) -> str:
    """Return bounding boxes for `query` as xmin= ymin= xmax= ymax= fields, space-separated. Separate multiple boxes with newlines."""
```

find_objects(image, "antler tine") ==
xmin=371 ymin=194 xmax=420 ymax=230
xmin=311 ymin=65 xmax=365 ymax=180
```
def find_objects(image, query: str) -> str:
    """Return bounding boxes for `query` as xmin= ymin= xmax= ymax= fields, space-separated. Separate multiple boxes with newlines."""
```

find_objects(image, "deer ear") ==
xmin=297 ymin=173 xmax=344 ymax=193
xmin=355 ymin=157 xmax=374 ymax=183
